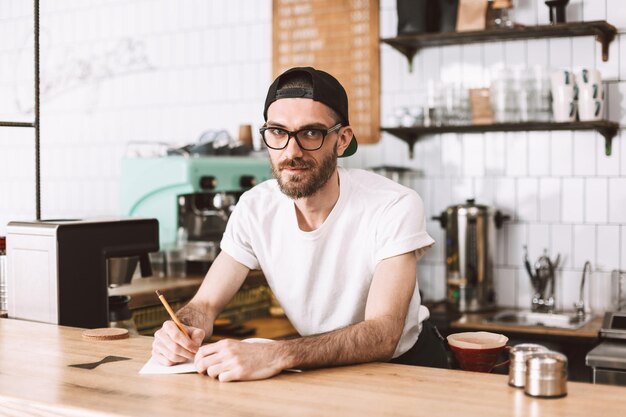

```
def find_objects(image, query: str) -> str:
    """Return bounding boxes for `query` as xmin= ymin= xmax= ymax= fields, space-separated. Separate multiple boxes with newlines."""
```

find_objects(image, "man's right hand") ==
xmin=152 ymin=321 xmax=206 ymax=365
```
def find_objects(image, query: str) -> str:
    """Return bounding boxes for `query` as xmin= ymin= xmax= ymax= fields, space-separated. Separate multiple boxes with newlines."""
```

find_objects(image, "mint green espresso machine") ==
xmin=120 ymin=155 xmax=272 ymax=267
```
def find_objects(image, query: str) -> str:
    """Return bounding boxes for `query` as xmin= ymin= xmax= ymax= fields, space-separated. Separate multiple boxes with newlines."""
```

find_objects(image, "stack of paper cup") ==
xmin=550 ymin=70 xmax=578 ymax=122
xmin=577 ymin=68 xmax=604 ymax=121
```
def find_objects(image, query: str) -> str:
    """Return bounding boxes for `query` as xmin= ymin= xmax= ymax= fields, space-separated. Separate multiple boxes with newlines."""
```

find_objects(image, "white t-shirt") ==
xmin=220 ymin=167 xmax=435 ymax=358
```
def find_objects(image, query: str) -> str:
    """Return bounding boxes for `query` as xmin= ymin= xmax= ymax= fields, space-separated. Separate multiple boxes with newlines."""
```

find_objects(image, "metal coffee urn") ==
xmin=433 ymin=199 xmax=509 ymax=312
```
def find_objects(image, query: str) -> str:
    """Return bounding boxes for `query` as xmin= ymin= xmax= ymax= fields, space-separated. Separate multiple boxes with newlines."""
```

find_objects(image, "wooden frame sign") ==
xmin=272 ymin=0 xmax=380 ymax=145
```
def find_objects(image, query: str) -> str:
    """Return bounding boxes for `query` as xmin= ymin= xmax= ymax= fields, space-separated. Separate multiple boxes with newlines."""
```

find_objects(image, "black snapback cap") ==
xmin=263 ymin=67 xmax=358 ymax=157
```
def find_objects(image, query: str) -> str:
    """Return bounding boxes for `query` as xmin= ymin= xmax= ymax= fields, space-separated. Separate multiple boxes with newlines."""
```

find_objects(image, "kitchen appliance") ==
xmin=432 ymin=199 xmax=509 ymax=312
xmin=586 ymin=311 xmax=626 ymax=386
xmin=109 ymin=295 xmax=138 ymax=334
xmin=107 ymin=256 xmax=139 ymax=287
xmin=120 ymin=154 xmax=272 ymax=270
xmin=6 ymin=218 xmax=158 ymax=328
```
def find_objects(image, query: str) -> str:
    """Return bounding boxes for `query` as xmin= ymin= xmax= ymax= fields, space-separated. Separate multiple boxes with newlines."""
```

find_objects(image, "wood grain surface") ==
xmin=451 ymin=312 xmax=602 ymax=339
xmin=1 ymin=318 xmax=624 ymax=417
xmin=108 ymin=270 xmax=266 ymax=309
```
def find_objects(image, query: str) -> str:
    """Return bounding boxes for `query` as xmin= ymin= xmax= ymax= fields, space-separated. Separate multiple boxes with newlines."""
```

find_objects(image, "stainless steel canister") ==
xmin=524 ymin=351 xmax=568 ymax=398
xmin=508 ymin=344 xmax=549 ymax=387
xmin=432 ymin=199 xmax=509 ymax=312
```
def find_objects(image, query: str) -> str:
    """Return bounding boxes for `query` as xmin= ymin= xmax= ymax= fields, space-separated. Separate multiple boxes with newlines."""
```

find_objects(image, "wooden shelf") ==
xmin=0 ymin=121 xmax=35 ymax=128
xmin=381 ymin=21 xmax=617 ymax=68
xmin=381 ymin=120 xmax=619 ymax=158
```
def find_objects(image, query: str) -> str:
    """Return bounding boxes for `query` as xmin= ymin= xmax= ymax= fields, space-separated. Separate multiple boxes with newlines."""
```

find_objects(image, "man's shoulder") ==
xmin=237 ymin=178 xmax=283 ymax=208
xmin=343 ymin=168 xmax=420 ymax=202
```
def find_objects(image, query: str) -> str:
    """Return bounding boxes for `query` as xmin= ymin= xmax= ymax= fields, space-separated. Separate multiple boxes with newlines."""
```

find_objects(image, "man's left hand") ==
xmin=194 ymin=339 xmax=287 ymax=382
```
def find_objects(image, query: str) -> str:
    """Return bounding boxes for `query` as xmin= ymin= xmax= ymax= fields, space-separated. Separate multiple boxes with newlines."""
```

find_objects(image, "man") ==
xmin=152 ymin=67 xmax=435 ymax=382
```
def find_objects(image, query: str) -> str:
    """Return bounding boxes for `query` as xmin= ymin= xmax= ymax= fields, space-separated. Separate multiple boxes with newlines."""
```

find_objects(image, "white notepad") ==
xmin=139 ymin=356 xmax=197 ymax=375
xmin=139 ymin=338 xmax=301 ymax=375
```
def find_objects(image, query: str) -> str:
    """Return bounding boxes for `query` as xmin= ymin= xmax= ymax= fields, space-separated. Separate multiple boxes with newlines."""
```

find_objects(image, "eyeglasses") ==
xmin=259 ymin=123 xmax=342 ymax=151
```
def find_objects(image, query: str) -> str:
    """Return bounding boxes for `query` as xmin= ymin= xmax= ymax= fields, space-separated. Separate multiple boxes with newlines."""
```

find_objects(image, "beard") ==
xmin=271 ymin=144 xmax=338 ymax=199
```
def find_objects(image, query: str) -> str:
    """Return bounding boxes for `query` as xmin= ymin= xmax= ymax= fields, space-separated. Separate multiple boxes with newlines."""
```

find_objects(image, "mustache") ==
xmin=278 ymin=158 xmax=315 ymax=170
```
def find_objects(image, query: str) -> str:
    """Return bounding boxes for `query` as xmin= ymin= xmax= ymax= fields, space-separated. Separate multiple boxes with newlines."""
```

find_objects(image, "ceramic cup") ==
xmin=550 ymin=69 xmax=576 ymax=90
xmin=578 ymin=68 xmax=602 ymax=87
xmin=578 ymin=82 xmax=603 ymax=101
xmin=578 ymin=98 xmax=604 ymax=121
xmin=577 ymin=70 xmax=604 ymax=121
xmin=447 ymin=331 xmax=510 ymax=373
xmin=551 ymin=84 xmax=577 ymax=122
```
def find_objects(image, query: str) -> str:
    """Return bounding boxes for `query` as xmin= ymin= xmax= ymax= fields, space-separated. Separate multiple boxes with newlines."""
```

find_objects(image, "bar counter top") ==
xmin=1 ymin=318 xmax=624 ymax=417
xmin=451 ymin=311 xmax=603 ymax=339
xmin=109 ymin=276 xmax=603 ymax=340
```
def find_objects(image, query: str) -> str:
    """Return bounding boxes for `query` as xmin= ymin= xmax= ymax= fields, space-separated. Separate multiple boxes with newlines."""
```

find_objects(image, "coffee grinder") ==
xmin=6 ymin=218 xmax=159 ymax=328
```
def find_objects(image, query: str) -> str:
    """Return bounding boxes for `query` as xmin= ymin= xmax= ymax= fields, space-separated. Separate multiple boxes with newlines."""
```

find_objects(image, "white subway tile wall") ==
xmin=0 ymin=0 xmax=624 ymax=310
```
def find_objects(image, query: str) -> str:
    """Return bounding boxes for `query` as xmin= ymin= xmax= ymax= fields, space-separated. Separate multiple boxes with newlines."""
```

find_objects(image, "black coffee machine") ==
xmin=6 ymin=218 xmax=159 ymax=328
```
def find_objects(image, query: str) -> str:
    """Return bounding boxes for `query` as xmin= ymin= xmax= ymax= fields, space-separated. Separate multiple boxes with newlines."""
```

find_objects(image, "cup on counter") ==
xmin=165 ymin=248 xmax=186 ymax=278
xmin=148 ymin=251 xmax=165 ymax=278
xmin=447 ymin=331 xmax=510 ymax=372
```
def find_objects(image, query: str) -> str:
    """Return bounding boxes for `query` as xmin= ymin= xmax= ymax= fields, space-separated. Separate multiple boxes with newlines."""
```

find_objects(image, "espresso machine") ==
xmin=120 ymin=155 xmax=272 ymax=271
xmin=6 ymin=218 xmax=159 ymax=328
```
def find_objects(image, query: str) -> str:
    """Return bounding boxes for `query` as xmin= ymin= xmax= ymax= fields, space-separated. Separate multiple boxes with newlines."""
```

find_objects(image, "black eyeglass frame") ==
xmin=259 ymin=123 xmax=343 ymax=151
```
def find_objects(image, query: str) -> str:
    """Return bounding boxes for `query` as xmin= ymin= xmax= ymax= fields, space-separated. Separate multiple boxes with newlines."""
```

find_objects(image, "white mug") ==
xmin=578 ymin=68 xmax=602 ymax=87
xmin=550 ymin=69 xmax=576 ymax=90
xmin=578 ymin=99 xmax=604 ymax=121
xmin=551 ymin=84 xmax=577 ymax=122
xmin=578 ymin=82 xmax=604 ymax=101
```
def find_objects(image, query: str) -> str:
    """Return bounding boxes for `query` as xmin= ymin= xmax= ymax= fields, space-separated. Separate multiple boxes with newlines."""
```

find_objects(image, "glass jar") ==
xmin=487 ymin=0 xmax=514 ymax=29
xmin=612 ymin=270 xmax=626 ymax=311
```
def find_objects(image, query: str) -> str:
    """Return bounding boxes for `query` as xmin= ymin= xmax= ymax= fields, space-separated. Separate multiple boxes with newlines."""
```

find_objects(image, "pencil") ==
xmin=155 ymin=290 xmax=191 ymax=339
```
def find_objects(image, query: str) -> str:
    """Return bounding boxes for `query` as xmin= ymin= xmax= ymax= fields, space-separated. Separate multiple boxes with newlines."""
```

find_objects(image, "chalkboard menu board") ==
xmin=272 ymin=0 xmax=380 ymax=145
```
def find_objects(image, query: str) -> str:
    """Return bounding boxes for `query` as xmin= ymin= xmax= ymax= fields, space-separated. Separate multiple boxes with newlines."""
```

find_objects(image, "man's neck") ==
xmin=293 ymin=169 xmax=340 ymax=232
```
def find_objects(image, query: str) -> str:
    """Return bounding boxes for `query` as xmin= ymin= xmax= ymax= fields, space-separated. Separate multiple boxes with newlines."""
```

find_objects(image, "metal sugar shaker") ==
xmin=524 ymin=351 xmax=568 ymax=398
xmin=508 ymin=343 xmax=549 ymax=388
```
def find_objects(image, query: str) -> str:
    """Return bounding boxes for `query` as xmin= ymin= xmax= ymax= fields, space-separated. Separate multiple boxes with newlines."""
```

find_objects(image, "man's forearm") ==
xmin=176 ymin=302 xmax=213 ymax=334
xmin=279 ymin=317 xmax=404 ymax=369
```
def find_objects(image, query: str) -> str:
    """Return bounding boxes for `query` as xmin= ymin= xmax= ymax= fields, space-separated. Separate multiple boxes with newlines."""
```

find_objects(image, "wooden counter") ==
xmin=451 ymin=312 xmax=602 ymax=339
xmin=1 ymin=318 xmax=624 ymax=417
xmin=109 ymin=270 xmax=267 ymax=309
xmin=109 ymin=275 xmax=205 ymax=309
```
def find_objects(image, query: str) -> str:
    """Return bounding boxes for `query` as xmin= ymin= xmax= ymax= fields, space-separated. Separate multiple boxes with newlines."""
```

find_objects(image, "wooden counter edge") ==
xmin=451 ymin=313 xmax=602 ymax=339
